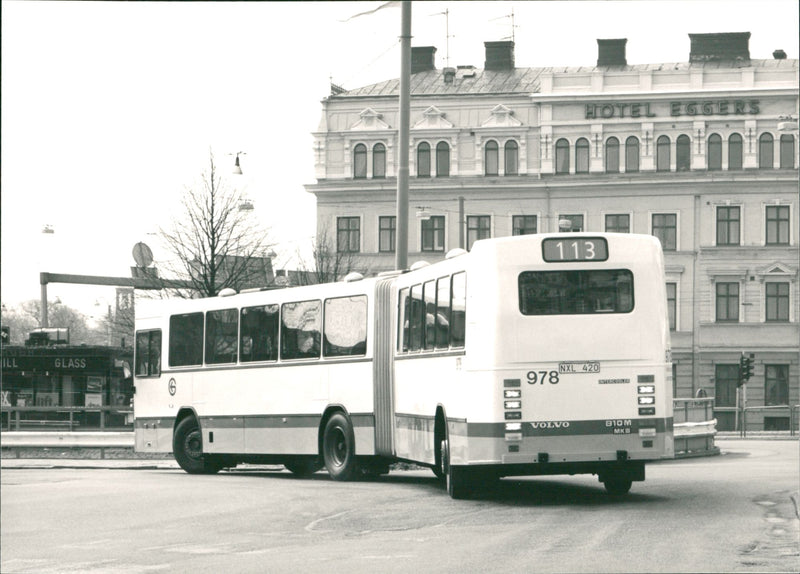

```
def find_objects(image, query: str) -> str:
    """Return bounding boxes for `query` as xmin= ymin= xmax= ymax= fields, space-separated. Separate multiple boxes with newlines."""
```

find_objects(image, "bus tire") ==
xmin=173 ymin=416 xmax=221 ymax=475
xmin=284 ymin=457 xmax=322 ymax=476
xmin=322 ymin=412 xmax=358 ymax=481
xmin=441 ymin=437 xmax=471 ymax=499
xmin=603 ymin=476 xmax=633 ymax=495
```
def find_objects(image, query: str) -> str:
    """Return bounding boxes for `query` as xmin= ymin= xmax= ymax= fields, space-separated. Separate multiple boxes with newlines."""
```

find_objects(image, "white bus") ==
xmin=134 ymin=233 xmax=673 ymax=498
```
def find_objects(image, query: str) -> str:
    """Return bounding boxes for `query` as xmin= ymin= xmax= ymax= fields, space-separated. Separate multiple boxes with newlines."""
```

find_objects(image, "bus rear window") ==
xmin=518 ymin=269 xmax=633 ymax=315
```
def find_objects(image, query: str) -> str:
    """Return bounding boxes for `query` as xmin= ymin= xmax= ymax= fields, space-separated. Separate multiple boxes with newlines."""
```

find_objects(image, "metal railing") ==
xmin=1 ymin=406 xmax=133 ymax=432
xmin=673 ymin=397 xmax=718 ymax=457
xmin=740 ymin=404 xmax=800 ymax=438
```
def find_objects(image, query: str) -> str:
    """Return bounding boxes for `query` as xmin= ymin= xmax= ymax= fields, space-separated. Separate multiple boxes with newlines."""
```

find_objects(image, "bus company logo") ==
xmin=168 ymin=378 xmax=177 ymax=396
xmin=531 ymin=421 xmax=570 ymax=430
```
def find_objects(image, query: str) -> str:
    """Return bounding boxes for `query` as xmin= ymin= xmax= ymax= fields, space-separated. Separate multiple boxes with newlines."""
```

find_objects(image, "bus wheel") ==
xmin=322 ymin=413 xmax=358 ymax=481
xmin=173 ymin=417 xmax=221 ymax=475
xmin=441 ymin=437 xmax=470 ymax=499
xmin=603 ymin=476 xmax=633 ymax=496
xmin=284 ymin=457 xmax=322 ymax=476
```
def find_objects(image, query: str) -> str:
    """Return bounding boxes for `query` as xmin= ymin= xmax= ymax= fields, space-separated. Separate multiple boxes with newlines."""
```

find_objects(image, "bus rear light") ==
xmin=505 ymin=433 xmax=522 ymax=442
xmin=639 ymin=407 xmax=656 ymax=415
xmin=638 ymin=385 xmax=655 ymax=394
xmin=504 ymin=400 xmax=522 ymax=410
xmin=638 ymin=396 xmax=655 ymax=405
xmin=505 ymin=411 xmax=522 ymax=420
xmin=504 ymin=389 xmax=521 ymax=399
xmin=638 ymin=428 xmax=656 ymax=438
xmin=505 ymin=422 xmax=522 ymax=431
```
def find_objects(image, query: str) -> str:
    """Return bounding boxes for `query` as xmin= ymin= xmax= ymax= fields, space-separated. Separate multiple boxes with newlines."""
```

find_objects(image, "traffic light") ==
xmin=738 ymin=352 xmax=754 ymax=385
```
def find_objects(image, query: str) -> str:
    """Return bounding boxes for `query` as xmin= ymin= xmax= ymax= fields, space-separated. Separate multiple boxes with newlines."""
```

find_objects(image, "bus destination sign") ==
xmin=542 ymin=238 xmax=608 ymax=262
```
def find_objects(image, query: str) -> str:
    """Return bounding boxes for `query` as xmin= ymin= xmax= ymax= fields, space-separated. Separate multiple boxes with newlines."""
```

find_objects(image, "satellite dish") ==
xmin=132 ymin=242 xmax=154 ymax=267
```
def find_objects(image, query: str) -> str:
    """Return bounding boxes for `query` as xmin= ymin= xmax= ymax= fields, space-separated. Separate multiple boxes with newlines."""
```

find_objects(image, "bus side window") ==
xmin=205 ymin=309 xmax=238 ymax=364
xmin=423 ymin=280 xmax=436 ymax=350
xmin=398 ymin=288 xmax=409 ymax=352
xmin=281 ymin=300 xmax=321 ymax=360
xmin=435 ymin=277 xmax=450 ymax=349
xmin=240 ymin=304 xmax=279 ymax=362
xmin=135 ymin=330 xmax=161 ymax=376
xmin=169 ymin=313 xmax=204 ymax=367
xmin=409 ymin=284 xmax=423 ymax=351
xmin=450 ymin=272 xmax=466 ymax=348
xmin=324 ymin=296 xmax=368 ymax=357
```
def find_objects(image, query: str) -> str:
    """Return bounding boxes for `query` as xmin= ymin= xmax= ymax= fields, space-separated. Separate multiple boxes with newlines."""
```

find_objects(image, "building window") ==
xmin=337 ymin=217 xmax=360 ymax=253
xmin=504 ymin=140 xmax=519 ymax=175
xmin=512 ymin=215 xmax=537 ymax=236
xmin=728 ymin=133 xmax=743 ymax=170
xmin=759 ymin=133 xmax=774 ymax=169
xmin=421 ymin=215 xmax=445 ymax=252
xmin=657 ymin=136 xmax=670 ymax=171
xmin=716 ymin=206 xmax=740 ymax=246
xmin=766 ymin=282 xmax=790 ymax=322
xmin=765 ymin=365 xmax=789 ymax=405
xmin=575 ymin=138 xmax=589 ymax=174
xmin=555 ymin=138 xmax=570 ymax=174
xmin=559 ymin=214 xmax=583 ymax=232
xmin=605 ymin=214 xmax=630 ymax=233
xmin=715 ymin=282 xmax=739 ymax=322
xmin=605 ymin=137 xmax=620 ymax=173
xmin=625 ymin=136 xmax=639 ymax=173
xmin=436 ymin=141 xmax=450 ymax=177
xmin=666 ymin=283 xmax=677 ymax=330
xmin=676 ymin=134 xmax=691 ymax=171
xmin=708 ymin=133 xmax=722 ymax=171
xmin=467 ymin=215 xmax=491 ymax=250
xmin=714 ymin=364 xmax=739 ymax=407
xmin=652 ymin=213 xmax=677 ymax=250
xmin=373 ymin=143 xmax=386 ymax=178
xmin=780 ymin=134 xmax=795 ymax=169
xmin=353 ymin=143 xmax=367 ymax=179
xmin=417 ymin=142 xmax=431 ymax=177
xmin=379 ymin=216 xmax=396 ymax=253
xmin=485 ymin=140 xmax=499 ymax=176
xmin=766 ymin=205 xmax=790 ymax=245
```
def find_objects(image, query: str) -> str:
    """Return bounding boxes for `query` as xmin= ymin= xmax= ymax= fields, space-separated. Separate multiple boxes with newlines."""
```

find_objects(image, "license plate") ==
xmin=559 ymin=361 xmax=600 ymax=374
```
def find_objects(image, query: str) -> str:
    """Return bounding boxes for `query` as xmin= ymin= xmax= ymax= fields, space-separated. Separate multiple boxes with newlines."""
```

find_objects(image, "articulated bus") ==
xmin=134 ymin=233 xmax=673 ymax=498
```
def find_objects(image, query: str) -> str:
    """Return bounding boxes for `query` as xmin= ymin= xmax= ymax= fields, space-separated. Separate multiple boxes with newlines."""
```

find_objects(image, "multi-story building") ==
xmin=305 ymin=32 xmax=799 ymax=431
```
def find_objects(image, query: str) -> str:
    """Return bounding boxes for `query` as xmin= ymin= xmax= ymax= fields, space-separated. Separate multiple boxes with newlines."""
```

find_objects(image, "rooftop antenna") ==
xmin=492 ymin=7 xmax=518 ymax=42
xmin=430 ymin=8 xmax=454 ymax=67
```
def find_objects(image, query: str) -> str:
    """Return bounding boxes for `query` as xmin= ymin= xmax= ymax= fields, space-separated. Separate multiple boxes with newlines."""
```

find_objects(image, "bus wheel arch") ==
xmin=172 ymin=409 xmax=221 ymax=475
xmin=320 ymin=407 xmax=358 ymax=481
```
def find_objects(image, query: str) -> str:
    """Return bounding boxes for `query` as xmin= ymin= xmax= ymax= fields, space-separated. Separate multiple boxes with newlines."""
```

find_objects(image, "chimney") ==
xmin=597 ymin=39 xmax=627 ymax=66
xmin=773 ymin=49 xmax=787 ymax=59
xmin=484 ymin=41 xmax=515 ymax=71
xmin=689 ymin=32 xmax=750 ymax=62
xmin=411 ymin=46 xmax=437 ymax=74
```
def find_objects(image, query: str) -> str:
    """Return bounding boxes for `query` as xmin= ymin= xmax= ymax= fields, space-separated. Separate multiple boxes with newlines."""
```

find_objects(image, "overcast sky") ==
xmin=2 ymin=0 xmax=798 ymax=316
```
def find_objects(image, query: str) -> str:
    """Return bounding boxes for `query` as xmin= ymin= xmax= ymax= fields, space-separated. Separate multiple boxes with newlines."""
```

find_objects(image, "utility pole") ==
xmin=395 ymin=0 xmax=411 ymax=271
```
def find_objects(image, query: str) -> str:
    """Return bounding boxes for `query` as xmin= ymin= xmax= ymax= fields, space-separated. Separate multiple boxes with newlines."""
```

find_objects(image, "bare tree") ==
xmin=159 ymin=151 xmax=273 ymax=297
xmin=295 ymin=225 xmax=369 ymax=286
xmin=1 ymin=299 xmax=97 ymax=345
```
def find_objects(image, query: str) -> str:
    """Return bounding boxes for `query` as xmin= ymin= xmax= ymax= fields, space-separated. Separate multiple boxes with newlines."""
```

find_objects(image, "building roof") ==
xmin=332 ymin=58 xmax=798 ymax=98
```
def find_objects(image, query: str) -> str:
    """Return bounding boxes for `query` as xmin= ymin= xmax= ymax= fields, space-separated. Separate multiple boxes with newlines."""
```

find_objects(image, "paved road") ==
xmin=2 ymin=440 xmax=798 ymax=573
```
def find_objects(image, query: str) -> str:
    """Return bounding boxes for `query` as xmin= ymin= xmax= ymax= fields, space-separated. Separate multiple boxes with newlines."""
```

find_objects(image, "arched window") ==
xmin=676 ymin=134 xmax=691 ymax=171
xmin=728 ymin=133 xmax=743 ymax=170
xmin=707 ymin=134 xmax=722 ymax=171
xmin=780 ymin=134 xmax=795 ymax=169
xmin=504 ymin=140 xmax=519 ymax=175
xmin=555 ymin=138 xmax=570 ymax=174
xmin=605 ymin=137 xmax=620 ymax=173
xmin=625 ymin=136 xmax=639 ymax=173
xmin=575 ymin=138 xmax=589 ymax=174
xmin=657 ymin=136 xmax=670 ymax=171
xmin=436 ymin=141 xmax=450 ymax=177
xmin=485 ymin=140 xmax=499 ymax=175
xmin=759 ymin=133 xmax=774 ymax=169
xmin=372 ymin=143 xmax=386 ymax=178
xmin=353 ymin=143 xmax=367 ymax=179
xmin=417 ymin=142 xmax=431 ymax=177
